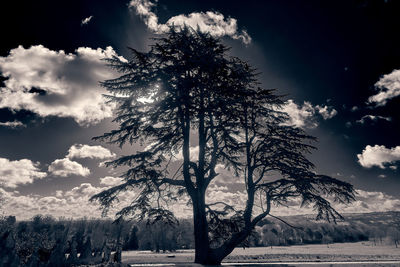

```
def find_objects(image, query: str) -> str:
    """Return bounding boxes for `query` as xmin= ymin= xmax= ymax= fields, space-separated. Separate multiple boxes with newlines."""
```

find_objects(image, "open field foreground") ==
xmin=122 ymin=242 xmax=400 ymax=266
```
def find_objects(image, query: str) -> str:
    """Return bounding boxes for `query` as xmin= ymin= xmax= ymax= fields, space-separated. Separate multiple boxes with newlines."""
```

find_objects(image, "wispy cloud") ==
xmin=356 ymin=115 xmax=392 ymax=124
xmin=0 ymin=120 xmax=25 ymax=128
xmin=66 ymin=144 xmax=116 ymax=160
xmin=99 ymin=176 xmax=123 ymax=186
xmin=351 ymin=106 xmax=359 ymax=112
xmin=81 ymin=15 xmax=93 ymax=26
xmin=128 ymin=0 xmax=251 ymax=44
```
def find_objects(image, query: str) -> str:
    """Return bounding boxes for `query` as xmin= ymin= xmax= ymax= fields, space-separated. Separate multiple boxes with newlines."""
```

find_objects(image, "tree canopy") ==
xmin=91 ymin=27 xmax=355 ymax=265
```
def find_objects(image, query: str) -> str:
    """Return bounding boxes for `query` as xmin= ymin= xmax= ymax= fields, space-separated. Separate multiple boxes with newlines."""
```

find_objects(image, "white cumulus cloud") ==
xmin=1 ymin=183 xmax=400 ymax=220
xmin=64 ymin=182 xmax=101 ymax=198
xmin=0 ymin=184 xmax=103 ymax=220
xmin=368 ymin=69 xmax=400 ymax=106
xmin=281 ymin=100 xmax=337 ymax=129
xmin=356 ymin=115 xmax=392 ymax=124
xmin=0 ymin=158 xmax=46 ymax=188
xmin=0 ymin=120 xmax=25 ymax=128
xmin=66 ymin=144 xmax=116 ymax=159
xmin=206 ymin=187 xmax=247 ymax=210
xmin=48 ymin=158 xmax=90 ymax=177
xmin=323 ymin=189 xmax=400 ymax=214
xmin=0 ymin=45 xmax=125 ymax=126
xmin=357 ymin=145 xmax=400 ymax=169
xmin=128 ymin=0 xmax=251 ymax=44
xmin=281 ymin=100 xmax=317 ymax=129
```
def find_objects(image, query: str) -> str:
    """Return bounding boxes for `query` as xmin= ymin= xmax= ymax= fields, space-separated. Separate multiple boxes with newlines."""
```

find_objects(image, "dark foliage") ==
xmin=0 ymin=215 xmax=133 ymax=266
xmin=90 ymin=26 xmax=355 ymax=265
xmin=123 ymin=226 xmax=139 ymax=250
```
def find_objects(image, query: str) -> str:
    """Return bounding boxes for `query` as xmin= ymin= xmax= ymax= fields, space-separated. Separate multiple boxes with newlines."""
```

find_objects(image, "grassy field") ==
xmin=122 ymin=241 xmax=400 ymax=265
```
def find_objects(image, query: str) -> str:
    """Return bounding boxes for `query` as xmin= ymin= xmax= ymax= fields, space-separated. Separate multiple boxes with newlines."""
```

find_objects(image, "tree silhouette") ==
xmin=91 ymin=26 xmax=355 ymax=265
xmin=124 ymin=226 xmax=139 ymax=250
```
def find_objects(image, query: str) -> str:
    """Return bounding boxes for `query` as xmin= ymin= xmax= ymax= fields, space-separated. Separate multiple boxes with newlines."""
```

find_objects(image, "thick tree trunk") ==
xmin=192 ymin=191 xmax=213 ymax=264
xmin=192 ymin=200 xmax=255 ymax=266
xmin=191 ymin=188 xmax=230 ymax=265
xmin=213 ymin=226 xmax=254 ymax=264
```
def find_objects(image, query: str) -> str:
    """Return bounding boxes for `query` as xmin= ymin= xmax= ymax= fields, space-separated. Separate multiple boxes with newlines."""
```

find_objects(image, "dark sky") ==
xmin=0 ymin=0 xmax=399 ymax=219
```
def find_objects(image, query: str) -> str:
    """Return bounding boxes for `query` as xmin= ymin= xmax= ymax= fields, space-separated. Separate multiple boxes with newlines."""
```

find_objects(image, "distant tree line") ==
xmin=255 ymin=219 xmax=370 ymax=246
xmin=1 ymin=212 xmax=399 ymax=266
xmin=252 ymin=213 xmax=400 ymax=248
